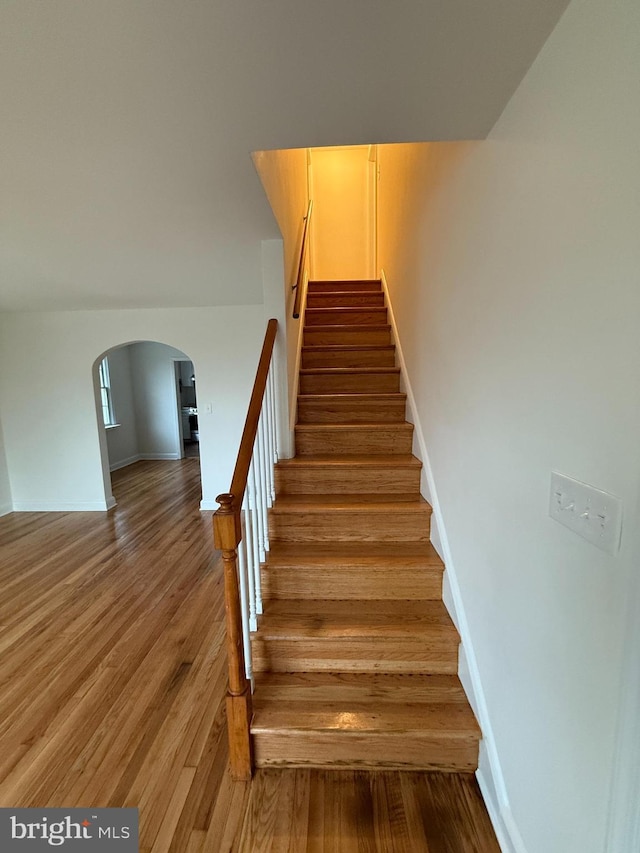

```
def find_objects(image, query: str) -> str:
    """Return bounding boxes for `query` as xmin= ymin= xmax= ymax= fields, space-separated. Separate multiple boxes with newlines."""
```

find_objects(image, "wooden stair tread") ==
xmin=305 ymin=324 xmax=391 ymax=332
xmin=276 ymin=454 xmax=421 ymax=468
xmin=270 ymin=494 xmax=430 ymax=510
xmin=306 ymin=307 xmax=387 ymax=314
xmin=265 ymin=541 xmax=442 ymax=565
xmin=252 ymin=702 xmax=479 ymax=736
xmin=250 ymin=272 xmax=480 ymax=773
xmin=300 ymin=367 xmax=400 ymax=375
xmin=257 ymin=599 xmax=457 ymax=639
xmin=302 ymin=345 xmax=396 ymax=353
xmin=307 ymin=292 xmax=384 ymax=303
xmin=252 ymin=672 xmax=468 ymax=703
xmin=262 ymin=542 xmax=443 ymax=600
xmin=295 ymin=422 xmax=413 ymax=430
xmin=309 ymin=278 xmax=382 ymax=293
xmin=297 ymin=392 xmax=406 ymax=401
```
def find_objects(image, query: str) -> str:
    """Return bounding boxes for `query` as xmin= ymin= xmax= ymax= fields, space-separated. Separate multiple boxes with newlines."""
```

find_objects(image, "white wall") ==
xmin=0 ymin=1 xmax=570 ymax=315
xmin=309 ymin=146 xmax=375 ymax=280
xmin=0 ymin=306 xmax=266 ymax=511
xmin=253 ymin=148 xmax=310 ymax=450
xmin=104 ymin=344 xmax=140 ymax=470
xmin=0 ymin=415 xmax=12 ymax=515
xmin=376 ymin=0 xmax=640 ymax=851
xmin=129 ymin=341 xmax=187 ymax=459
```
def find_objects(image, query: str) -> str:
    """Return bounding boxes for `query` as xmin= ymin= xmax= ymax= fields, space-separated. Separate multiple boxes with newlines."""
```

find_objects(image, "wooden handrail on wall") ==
xmin=213 ymin=318 xmax=278 ymax=780
xmin=292 ymin=200 xmax=313 ymax=319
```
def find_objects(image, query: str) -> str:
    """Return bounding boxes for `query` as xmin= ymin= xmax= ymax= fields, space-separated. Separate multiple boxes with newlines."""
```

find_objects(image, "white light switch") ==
xmin=205 ymin=403 xmax=213 ymax=414
xmin=549 ymin=472 xmax=622 ymax=555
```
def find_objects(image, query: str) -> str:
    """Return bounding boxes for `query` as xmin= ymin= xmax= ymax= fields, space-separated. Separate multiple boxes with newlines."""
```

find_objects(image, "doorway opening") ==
xmin=175 ymin=359 xmax=200 ymax=459
xmin=93 ymin=341 xmax=202 ymax=508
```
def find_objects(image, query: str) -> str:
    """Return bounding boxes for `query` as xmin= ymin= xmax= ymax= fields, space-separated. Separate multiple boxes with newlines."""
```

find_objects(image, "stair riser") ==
xmin=301 ymin=348 xmax=396 ymax=369
xmin=253 ymin=733 xmax=479 ymax=772
xmin=251 ymin=638 xmax=458 ymax=674
xmin=295 ymin=426 xmax=414 ymax=455
xmin=304 ymin=328 xmax=391 ymax=347
xmin=308 ymin=281 xmax=382 ymax=293
xmin=274 ymin=466 xmax=420 ymax=495
xmin=253 ymin=673 xmax=468 ymax=704
xmin=307 ymin=293 xmax=385 ymax=309
xmin=297 ymin=399 xmax=406 ymax=424
xmin=269 ymin=509 xmax=431 ymax=542
xmin=305 ymin=309 xmax=387 ymax=326
xmin=299 ymin=373 xmax=400 ymax=394
xmin=261 ymin=567 xmax=443 ymax=600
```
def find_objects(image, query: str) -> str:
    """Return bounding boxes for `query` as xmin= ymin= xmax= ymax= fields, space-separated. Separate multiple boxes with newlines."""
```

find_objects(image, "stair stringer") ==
xmin=380 ymin=269 xmax=525 ymax=853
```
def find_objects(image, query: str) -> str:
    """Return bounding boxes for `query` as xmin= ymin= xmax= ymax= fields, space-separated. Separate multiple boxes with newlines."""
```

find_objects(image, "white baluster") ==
xmin=248 ymin=459 xmax=263 ymax=615
xmin=254 ymin=430 xmax=267 ymax=564
xmin=266 ymin=364 xmax=277 ymax=501
xmin=253 ymin=438 xmax=266 ymax=620
xmin=269 ymin=363 xmax=278 ymax=465
xmin=236 ymin=517 xmax=253 ymax=682
xmin=258 ymin=412 xmax=270 ymax=553
xmin=264 ymin=371 xmax=273 ymax=509
xmin=242 ymin=498 xmax=257 ymax=632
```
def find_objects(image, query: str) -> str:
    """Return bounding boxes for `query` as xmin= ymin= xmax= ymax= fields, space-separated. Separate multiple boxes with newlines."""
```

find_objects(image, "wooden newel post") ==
xmin=213 ymin=492 xmax=253 ymax=781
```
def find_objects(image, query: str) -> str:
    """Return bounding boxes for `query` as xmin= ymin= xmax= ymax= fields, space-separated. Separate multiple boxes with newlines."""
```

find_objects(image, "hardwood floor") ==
xmin=238 ymin=769 xmax=499 ymax=853
xmin=0 ymin=460 xmax=499 ymax=852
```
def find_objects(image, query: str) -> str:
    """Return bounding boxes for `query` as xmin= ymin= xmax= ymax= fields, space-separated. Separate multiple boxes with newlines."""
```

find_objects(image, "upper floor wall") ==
xmin=0 ymin=0 xmax=569 ymax=314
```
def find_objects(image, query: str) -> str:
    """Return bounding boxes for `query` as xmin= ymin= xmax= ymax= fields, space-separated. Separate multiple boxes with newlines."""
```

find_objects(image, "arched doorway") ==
xmin=92 ymin=340 xmax=202 ymax=508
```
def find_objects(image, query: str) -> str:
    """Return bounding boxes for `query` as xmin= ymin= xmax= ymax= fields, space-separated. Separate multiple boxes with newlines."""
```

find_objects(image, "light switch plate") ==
xmin=549 ymin=471 xmax=622 ymax=555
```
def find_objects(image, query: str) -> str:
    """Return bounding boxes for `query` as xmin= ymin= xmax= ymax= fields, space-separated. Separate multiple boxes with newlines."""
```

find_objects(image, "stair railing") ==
xmin=213 ymin=318 xmax=279 ymax=780
xmin=292 ymin=199 xmax=313 ymax=319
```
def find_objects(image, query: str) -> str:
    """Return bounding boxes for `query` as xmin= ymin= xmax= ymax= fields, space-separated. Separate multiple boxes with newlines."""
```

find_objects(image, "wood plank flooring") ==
xmin=0 ymin=460 xmax=499 ymax=852
xmin=238 ymin=770 xmax=500 ymax=853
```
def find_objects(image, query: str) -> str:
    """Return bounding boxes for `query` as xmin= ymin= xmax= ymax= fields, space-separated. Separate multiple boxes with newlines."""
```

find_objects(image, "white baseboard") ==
xmin=12 ymin=500 xmax=113 ymax=512
xmin=380 ymin=268 xmax=523 ymax=853
xmin=138 ymin=452 xmax=181 ymax=461
xmin=109 ymin=454 xmax=141 ymax=472
xmin=0 ymin=502 xmax=13 ymax=517
xmin=605 ymin=530 xmax=640 ymax=852
xmin=477 ymin=749 xmax=529 ymax=853
xmin=110 ymin=453 xmax=180 ymax=471
xmin=106 ymin=496 xmax=117 ymax=510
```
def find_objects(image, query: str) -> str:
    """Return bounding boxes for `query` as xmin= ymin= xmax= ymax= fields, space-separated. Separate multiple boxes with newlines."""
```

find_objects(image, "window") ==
xmin=99 ymin=357 xmax=116 ymax=427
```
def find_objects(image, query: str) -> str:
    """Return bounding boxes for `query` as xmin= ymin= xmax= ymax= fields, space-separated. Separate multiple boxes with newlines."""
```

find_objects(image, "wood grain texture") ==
xmin=0 ymin=461 xmax=498 ymax=850
xmin=261 ymin=542 xmax=443 ymax=600
xmin=252 ymin=278 xmax=481 ymax=776
xmin=304 ymin=307 xmax=388 ymax=326
xmin=274 ymin=455 xmax=422 ymax=495
xmin=0 ymin=460 xmax=250 ymax=852
xmin=303 ymin=325 xmax=392 ymax=347
xmin=268 ymin=496 xmax=432 ymax=542
xmin=301 ymin=345 xmax=397 ymax=369
xmin=306 ymin=292 xmax=385 ymax=309
xmin=299 ymin=368 xmax=401 ymax=394
xmin=294 ymin=423 xmax=414 ymax=455
xmin=251 ymin=600 xmax=459 ymax=675
xmin=238 ymin=769 xmax=500 ymax=852
xmin=308 ymin=280 xmax=383 ymax=293
xmin=251 ymin=672 xmax=480 ymax=771
xmin=296 ymin=393 xmax=407 ymax=424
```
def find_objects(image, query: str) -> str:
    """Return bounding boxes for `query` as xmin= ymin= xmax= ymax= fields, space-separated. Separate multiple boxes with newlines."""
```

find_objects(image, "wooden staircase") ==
xmin=250 ymin=280 xmax=481 ymax=771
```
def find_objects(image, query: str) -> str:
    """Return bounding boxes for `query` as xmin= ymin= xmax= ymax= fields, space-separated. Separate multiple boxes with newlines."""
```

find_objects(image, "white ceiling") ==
xmin=0 ymin=0 xmax=570 ymax=312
